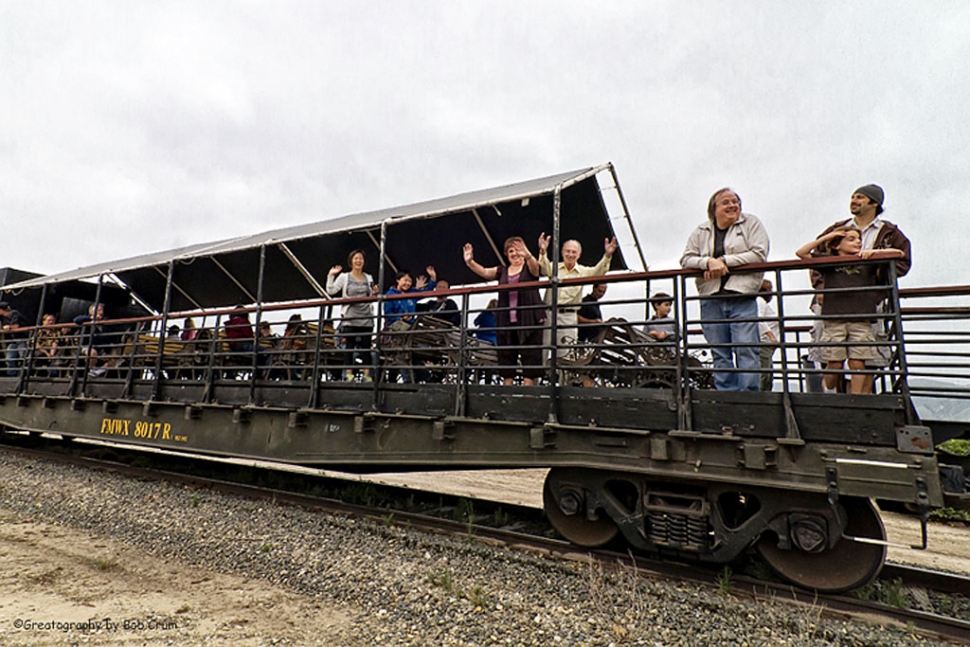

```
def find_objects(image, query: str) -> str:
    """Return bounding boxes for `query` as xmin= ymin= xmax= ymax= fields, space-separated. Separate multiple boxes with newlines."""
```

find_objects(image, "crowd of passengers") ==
xmin=0 ymin=184 xmax=910 ymax=395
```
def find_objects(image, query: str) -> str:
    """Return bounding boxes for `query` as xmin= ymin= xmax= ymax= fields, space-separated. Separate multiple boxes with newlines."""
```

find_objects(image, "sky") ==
xmin=2 ymin=1 xmax=969 ymax=293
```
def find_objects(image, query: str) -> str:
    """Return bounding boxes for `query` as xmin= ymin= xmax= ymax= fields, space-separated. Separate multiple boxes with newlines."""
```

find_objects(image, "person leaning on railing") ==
xmin=796 ymin=226 xmax=904 ymax=395
xmin=809 ymin=184 xmax=912 ymax=393
xmin=0 ymin=301 xmax=29 ymax=377
xmin=680 ymin=187 xmax=770 ymax=392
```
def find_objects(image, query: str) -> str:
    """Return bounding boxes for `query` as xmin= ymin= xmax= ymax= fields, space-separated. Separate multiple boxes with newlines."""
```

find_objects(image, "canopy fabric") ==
xmin=4 ymin=165 xmax=635 ymax=313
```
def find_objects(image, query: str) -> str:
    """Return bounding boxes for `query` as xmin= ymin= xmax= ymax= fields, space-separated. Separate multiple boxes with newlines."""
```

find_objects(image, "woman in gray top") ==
xmin=326 ymin=249 xmax=377 ymax=381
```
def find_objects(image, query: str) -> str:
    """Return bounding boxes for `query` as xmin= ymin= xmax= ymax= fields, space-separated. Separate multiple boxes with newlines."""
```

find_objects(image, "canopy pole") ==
xmin=606 ymin=162 xmax=648 ymax=272
xmin=211 ymin=257 xmax=255 ymax=303
xmin=278 ymin=242 xmax=327 ymax=298
xmin=151 ymin=266 xmax=201 ymax=312
xmin=369 ymin=229 xmax=398 ymax=276
xmin=73 ymin=277 xmax=104 ymax=398
xmin=250 ymin=244 xmax=267 ymax=403
xmin=375 ymin=221 xmax=389 ymax=400
xmin=472 ymin=209 xmax=507 ymax=267
xmin=151 ymin=260 xmax=176 ymax=402
xmin=546 ymin=185 xmax=562 ymax=424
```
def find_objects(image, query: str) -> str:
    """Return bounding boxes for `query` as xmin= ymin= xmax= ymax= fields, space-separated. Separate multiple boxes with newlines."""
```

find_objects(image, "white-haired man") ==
xmin=537 ymin=233 xmax=617 ymax=368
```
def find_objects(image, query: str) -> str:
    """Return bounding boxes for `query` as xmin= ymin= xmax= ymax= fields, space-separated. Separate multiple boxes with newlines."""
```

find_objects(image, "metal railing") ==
xmin=5 ymin=256 xmax=960 ymax=415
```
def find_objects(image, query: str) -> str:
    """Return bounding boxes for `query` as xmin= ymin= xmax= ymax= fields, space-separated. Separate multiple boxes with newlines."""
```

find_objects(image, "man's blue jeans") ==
xmin=5 ymin=340 xmax=26 ymax=377
xmin=700 ymin=295 xmax=760 ymax=391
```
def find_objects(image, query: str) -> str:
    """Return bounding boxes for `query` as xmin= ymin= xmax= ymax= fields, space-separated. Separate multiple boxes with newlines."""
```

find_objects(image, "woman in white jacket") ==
xmin=680 ymin=188 xmax=770 ymax=391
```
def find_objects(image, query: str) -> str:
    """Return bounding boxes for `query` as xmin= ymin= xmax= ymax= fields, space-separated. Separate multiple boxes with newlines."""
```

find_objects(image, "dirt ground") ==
xmin=0 ymin=508 xmax=350 ymax=646
xmin=1 ymin=468 xmax=967 ymax=646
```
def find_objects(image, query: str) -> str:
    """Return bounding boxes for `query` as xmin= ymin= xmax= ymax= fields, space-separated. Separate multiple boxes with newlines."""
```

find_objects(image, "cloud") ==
xmin=1 ymin=0 xmax=968 ymax=294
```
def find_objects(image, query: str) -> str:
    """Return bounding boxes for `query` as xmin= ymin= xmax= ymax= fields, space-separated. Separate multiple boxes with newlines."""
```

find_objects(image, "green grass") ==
xmin=880 ymin=577 xmax=909 ymax=608
xmin=428 ymin=568 xmax=457 ymax=592
xmin=937 ymin=438 xmax=970 ymax=456
xmin=715 ymin=566 xmax=734 ymax=596
xmin=93 ymin=556 xmax=118 ymax=571
xmin=929 ymin=507 xmax=970 ymax=524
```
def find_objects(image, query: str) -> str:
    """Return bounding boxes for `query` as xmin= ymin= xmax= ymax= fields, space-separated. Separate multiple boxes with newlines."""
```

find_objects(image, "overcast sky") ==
xmin=3 ymin=1 xmax=969 ymax=292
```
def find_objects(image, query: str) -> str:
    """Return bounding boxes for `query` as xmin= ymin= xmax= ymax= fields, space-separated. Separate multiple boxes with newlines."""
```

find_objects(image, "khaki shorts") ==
xmin=820 ymin=319 xmax=876 ymax=362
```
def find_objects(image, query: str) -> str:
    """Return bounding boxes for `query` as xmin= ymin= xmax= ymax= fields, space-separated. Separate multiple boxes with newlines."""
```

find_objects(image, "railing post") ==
xmin=884 ymin=261 xmax=915 ymax=423
xmin=248 ymin=245 xmax=267 ymax=404
xmin=677 ymin=274 xmax=693 ymax=431
xmin=17 ymin=283 xmax=48 ymax=395
xmin=455 ymin=292 xmax=470 ymax=418
xmin=307 ymin=303 xmax=327 ymax=410
xmin=773 ymin=268 xmax=789 ymax=393
xmin=202 ymin=314 xmax=222 ymax=404
xmin=546 ymin=185 xmax=562 ymax=424
xmin=75 ymin=277 xmax=105 ymax=398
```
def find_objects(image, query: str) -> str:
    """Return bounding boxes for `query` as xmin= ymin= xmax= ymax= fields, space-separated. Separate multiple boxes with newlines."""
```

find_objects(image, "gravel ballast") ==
xmin=0 ymin=449 xmax=950 ymax=646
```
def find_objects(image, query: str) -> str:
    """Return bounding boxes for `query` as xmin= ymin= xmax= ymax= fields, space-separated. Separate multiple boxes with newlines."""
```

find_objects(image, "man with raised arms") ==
xmin=537 ymin=234 xmax=617 ymax=368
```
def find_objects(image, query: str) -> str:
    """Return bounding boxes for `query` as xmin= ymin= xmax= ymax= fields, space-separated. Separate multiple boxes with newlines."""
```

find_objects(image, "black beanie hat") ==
xmin=854 ymin=184 xmax=885 ymax=214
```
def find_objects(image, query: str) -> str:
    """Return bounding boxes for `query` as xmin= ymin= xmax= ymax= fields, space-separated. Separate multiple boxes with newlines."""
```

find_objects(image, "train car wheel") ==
xmin=756 ymin=497 xmax=886 ymax=593
xmin=543 ymin=470 xmax=619 ymax=548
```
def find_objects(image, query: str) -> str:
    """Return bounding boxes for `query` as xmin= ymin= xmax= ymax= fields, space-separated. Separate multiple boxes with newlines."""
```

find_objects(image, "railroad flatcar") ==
xmin=1 ymin=164 xmax=967 ymax=592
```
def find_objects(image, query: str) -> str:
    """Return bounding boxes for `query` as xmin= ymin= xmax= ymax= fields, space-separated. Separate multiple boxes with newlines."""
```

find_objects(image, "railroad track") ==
xmin=3 ymin=433 xmax=970 ymax=644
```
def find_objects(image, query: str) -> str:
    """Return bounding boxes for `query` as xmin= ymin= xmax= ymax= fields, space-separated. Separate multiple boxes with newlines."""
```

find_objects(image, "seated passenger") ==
xmin=280 ymin=314 xmax=309 ymax=379
xmin=258 ymin=321 xmax=280 ymax=350
xmin=417 ymin=279 xmax=461 ymax=326
xmin=473 ymin=299 xmax=498 ymax=345
xmin=224 ymin=307 xmax=269 ymax=374
xmin=383 ymin=267 xmax=437 ymax=383
xmin=577 ymin=284 xmax=607 ymax=343
xmin=225 ymin=307 xmax=256 ymax=353
xmin=282 ymin=314 xmax=309 ymax=351
xmin=384 ymin=267 xmax=437 ymax=328
xmin=181 ymin=317 xmax=198 ymax=341
xmin=73 ymin=303 xmax=110 ymax=375
xmin=796 ymin=226 xmax=904 ymax=395
xmin=35 ymin=314 xmax=62 ymax=376
xmin=645 ymin=292 xmax=677 ymax=344
xmin=644 ymin=292 xmax=678 ymax=366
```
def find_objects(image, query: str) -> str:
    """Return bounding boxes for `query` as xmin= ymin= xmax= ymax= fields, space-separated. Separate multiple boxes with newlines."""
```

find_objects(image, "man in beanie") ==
xmin=808 ymin=184 xmax=912 ymax=392
xmin=812 ymin=184 xmax=911 ymax=280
